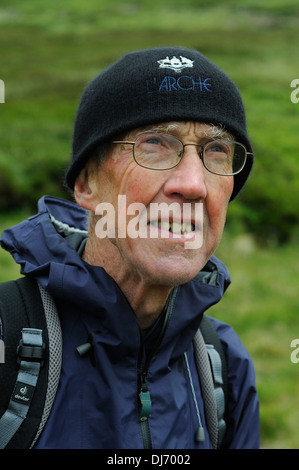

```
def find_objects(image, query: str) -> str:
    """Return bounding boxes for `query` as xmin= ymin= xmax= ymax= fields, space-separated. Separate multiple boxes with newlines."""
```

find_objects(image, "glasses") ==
xmin=112 ymin=132 xmax=252 ymax=176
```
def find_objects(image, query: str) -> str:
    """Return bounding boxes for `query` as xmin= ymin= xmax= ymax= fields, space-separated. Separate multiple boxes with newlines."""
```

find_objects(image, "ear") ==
xmin=74 ymin=164 xmax=99 ymax=212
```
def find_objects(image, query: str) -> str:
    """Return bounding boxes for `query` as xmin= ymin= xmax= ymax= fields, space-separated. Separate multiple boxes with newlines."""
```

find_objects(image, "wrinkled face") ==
xmin=83 ymin=122 xmax=234 ymax=286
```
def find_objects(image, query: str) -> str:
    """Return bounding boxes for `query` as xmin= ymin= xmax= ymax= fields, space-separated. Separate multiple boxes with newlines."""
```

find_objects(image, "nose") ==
xmin=163 ymin=145 xmax=207 ymax=201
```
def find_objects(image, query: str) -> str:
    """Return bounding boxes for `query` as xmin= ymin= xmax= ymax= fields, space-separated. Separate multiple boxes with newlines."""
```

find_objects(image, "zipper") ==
xmin=137 ymin=287 xmax=178 ymax=449
xmin=139 ymin=372 xmax=152 ymax=448
xmin=137 ymin=334 xmax=153 ymax=449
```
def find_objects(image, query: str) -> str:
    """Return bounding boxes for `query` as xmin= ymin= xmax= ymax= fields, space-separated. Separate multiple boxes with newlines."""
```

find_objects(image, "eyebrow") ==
xmin=202 ymin=125 xmax=233 ymax=140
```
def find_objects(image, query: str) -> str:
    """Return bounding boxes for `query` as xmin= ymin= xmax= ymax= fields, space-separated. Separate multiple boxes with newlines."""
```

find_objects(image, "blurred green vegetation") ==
xmin=0 ymin=0 xmax=298 ymax=243
xmin=0 ymin=0 xmax=299 ymax=449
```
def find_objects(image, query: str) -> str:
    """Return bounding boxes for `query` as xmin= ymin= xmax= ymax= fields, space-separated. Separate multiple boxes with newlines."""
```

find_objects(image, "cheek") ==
xmin=206 ymin=176 xmax=233 ymax=225
xmin=120 ymin=170 xmax=164 ymax=207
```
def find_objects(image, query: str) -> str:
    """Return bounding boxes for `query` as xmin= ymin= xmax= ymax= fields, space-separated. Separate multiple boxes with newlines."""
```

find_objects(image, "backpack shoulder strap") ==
xmin=32 ymin=283 xmax=62 ymax=447
xmin=193 ymin=314 xmax=227 ymax=449
xmin=199 ymin=315 xmax=228 ymax=401
xmin=0 ymin=277 xmax=61 ymax=449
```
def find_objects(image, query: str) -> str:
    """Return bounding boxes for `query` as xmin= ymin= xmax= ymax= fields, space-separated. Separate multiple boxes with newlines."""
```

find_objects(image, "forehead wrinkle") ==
xmin=125 ymin=122 xmax=234 ymax=141
xmin=125 ymin=123 xmax=178 ymax=139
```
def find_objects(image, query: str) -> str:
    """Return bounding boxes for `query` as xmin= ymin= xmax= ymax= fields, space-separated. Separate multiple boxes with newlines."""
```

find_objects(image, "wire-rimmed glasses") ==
xmin=113 ymin=132 xmax=252 ymax=176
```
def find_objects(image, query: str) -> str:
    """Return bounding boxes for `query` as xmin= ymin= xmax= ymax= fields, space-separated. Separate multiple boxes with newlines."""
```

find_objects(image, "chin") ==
xmin=141 ymin=255 xmax=208 ymax=287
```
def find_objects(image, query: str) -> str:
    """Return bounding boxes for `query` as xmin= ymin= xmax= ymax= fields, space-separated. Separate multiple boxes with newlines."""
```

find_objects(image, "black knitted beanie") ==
xmin=66 ymin=46 xmax=253 ymax=200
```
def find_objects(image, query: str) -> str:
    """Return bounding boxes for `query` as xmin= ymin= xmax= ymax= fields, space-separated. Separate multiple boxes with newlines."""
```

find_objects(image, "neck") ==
xmin=82 ymin=234 xmax=172 ymax=330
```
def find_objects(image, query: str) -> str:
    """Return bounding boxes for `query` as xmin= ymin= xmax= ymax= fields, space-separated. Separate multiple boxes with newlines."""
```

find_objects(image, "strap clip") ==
xmin=17 ymin=339 xmax=46 ymax=366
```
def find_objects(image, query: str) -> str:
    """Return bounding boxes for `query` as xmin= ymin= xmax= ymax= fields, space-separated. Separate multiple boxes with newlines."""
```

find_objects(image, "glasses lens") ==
xmin=134 ymin=133 xmax=183 ymax=170
xmin=232 ymin=142 xmax=247 ymax=174
xmin=203 ymin=141 xmax=246 ymax=175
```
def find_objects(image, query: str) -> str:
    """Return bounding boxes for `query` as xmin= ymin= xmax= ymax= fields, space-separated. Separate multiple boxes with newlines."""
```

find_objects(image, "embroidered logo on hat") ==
xmin=157 ymin=56 xmax=194 ymax=73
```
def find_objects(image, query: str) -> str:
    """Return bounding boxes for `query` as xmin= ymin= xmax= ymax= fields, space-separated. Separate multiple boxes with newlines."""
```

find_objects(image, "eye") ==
xmin=142 ymin=135 xmax=165 ymax=146
xmin=136 ymin=133 xmax=182 ymax=157
xmin=209 ymin=142 xmax=227 ymax=153
xmin=205 ymin=141 xmax=232 ymax=157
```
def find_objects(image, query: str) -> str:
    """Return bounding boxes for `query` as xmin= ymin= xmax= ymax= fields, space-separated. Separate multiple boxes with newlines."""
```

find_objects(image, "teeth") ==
xmin=161 ymin=221 xmax=171 ymax=232
xmin=151 ymin=221 xmax=195 ymax=234
xmin=150 ymin=221 xmax=159 ymax=228
xmin=184 ymin=223 xmax=194 ymax=233
xmin=171 ymin=222 xmax=182 ymax=234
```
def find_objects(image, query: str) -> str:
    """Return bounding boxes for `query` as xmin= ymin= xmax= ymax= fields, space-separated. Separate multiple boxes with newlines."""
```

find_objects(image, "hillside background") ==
xmin=0 ymin=0 xmax=299 ymax=449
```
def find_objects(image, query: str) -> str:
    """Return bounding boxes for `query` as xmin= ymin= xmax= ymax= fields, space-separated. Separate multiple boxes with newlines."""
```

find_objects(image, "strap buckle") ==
xmin=17 ymin=339 xmax=46 ymax=366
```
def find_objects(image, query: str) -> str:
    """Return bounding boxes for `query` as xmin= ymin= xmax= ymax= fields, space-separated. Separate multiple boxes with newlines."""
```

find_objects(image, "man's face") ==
xmin=83 ymin=122 xmax=233 ymax=286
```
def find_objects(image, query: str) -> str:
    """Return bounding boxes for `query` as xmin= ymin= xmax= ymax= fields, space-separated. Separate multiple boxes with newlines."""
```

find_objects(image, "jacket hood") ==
xmin=0 ymin=196 xmax=231 ymax=357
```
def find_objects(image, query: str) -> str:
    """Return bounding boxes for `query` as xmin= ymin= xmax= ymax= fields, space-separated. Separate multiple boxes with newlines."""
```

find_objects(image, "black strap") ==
xmin=199 ymin=315 xmax=228 ymax=417
xmin=0 ymin=277 xmax=49 ymax=449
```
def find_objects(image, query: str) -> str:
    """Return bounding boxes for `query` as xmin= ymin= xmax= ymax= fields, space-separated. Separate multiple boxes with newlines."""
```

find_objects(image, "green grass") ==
xmin=1 ymin=0 xmax=299 ymax=449
xmin=212 ymin=232 xmax=299 ymax=448
xmin=1 ymin=0 xmax=299 ymax=33
xmin=0 ymin=211 xmax=29 ymax=280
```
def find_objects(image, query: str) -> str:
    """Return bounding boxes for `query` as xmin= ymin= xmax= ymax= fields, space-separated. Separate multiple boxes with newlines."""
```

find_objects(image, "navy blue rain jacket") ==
xmin=0 ymin=196 xmax=259 ymax=449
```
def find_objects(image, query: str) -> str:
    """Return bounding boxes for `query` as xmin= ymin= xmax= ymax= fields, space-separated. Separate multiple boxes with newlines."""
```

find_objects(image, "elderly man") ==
xmin=0 ymin=47 xmax=259 ymax=449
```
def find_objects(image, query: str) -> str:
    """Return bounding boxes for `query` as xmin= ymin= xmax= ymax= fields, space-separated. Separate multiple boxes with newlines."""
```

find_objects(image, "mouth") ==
xmin=145 ymin=217 xmax=203 ymax=249
xmin=150 ymin=220 xmax=196 ymax=235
